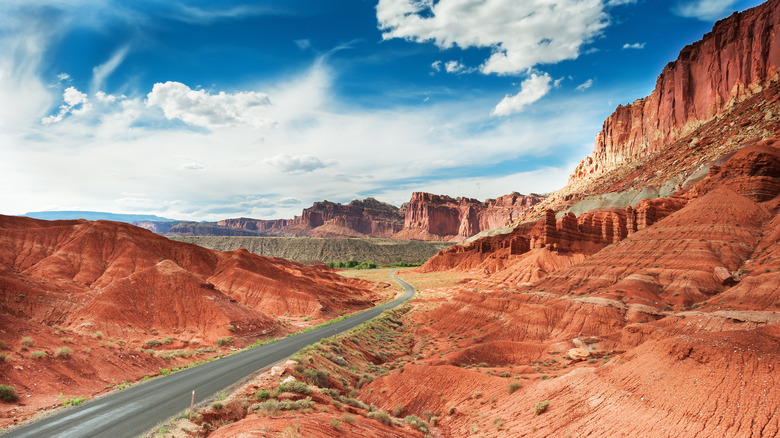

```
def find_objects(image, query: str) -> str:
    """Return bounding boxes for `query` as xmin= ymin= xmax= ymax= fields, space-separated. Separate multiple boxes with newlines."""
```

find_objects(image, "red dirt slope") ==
xmin=0 ymin=217 xmax=379 ymax=427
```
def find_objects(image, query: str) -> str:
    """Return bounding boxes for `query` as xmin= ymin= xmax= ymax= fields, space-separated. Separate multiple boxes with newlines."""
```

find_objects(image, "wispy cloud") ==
xmin=622 ymin=42 xmax=645 ymax=50
xmin=91 ymin=44 xmax=130 ymax=94
xmin=576 ymin=79 xmax=594 ymax=91
xmin=672 ymin=0 xmax=739 ymax=21
xmin=264 ymin=154 xmax=327 ymax=174
xmin=492 ymin=73 xmax=553 ymax=116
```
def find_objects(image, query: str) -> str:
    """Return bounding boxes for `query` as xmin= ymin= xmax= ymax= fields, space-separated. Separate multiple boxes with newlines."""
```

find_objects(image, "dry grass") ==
xmin=393 ymin=270 xmax=472 ymax=292
xmin=338 ymin=268 xmax=471 ymax=298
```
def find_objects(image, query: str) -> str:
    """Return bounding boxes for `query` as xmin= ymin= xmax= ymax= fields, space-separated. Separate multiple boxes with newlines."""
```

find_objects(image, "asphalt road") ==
xmin=2 ymin=272 xmax=416 ymax=438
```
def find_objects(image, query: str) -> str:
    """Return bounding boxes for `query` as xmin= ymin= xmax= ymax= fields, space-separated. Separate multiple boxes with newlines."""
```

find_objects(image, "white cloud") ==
xmin=57 ymin=72 xmax=71 ymax=82
xmin=672 ymin=0 xmax=738 ymax=21
xmin=576 ymin=79 xmax=594 ymax=91
xmin=146 ymin=81 xmax=273 ymax=129
xmin=180 ymin=162 xmax=205 ymax=171
xmin=622 ymin=42 xmax=645 ymax=50
xmin=295 ymin=39 xmax=311 ymax=50
xmin=264 ymin=154 xmax=327 ymax=174
xmin=91 ymin=44 xmax=129 ymax=94
xmin=492 ymin=73 xmax=552 ymax=116
xmin=377 ymin=0 xmax=609 ymax=75
xmin=41 ymin=86 xmax=92 ymax=124
xmin=431 ymin=60 xmax=442 ymax=72
xmin=444 ymin=60 xmax=466 ymax=74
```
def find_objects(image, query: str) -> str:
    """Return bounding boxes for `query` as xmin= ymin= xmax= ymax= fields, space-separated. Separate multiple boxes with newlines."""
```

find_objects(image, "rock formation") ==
xmin=142 ymin=193 xmax=545 ymax=242
xmin=570 ymin=0 xmax=780 ymax=186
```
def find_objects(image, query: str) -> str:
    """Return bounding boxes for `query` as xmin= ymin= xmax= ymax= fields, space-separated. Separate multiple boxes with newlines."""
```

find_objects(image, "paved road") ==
xmin=2 ymin=272 xmax=415 ymax=438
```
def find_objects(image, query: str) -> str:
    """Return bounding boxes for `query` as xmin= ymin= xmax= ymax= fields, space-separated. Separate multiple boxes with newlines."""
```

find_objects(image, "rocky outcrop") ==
xmin=396 ymin=192 xmax=544 ymax=241
xmin=570 ymin=0 xmax=780 ymax=185
xmin=201 ymin=193 xmax=545 ymax=242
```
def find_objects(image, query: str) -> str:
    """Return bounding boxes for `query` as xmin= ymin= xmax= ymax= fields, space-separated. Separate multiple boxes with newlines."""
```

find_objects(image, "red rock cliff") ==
xmin=570 ymin=0 xmax=780 ymax=184
xmin=397 ymin=192 xmax=544 ymax=241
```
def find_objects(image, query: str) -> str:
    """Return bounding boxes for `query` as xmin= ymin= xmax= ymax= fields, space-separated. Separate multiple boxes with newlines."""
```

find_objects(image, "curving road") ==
xmin=2 ymin=272 xmax=415 ymax=438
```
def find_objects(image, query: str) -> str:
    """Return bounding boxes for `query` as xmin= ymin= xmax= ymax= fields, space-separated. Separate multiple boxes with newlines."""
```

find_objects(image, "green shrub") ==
xmin=534 ymin=400 xmax=550 ymax=415
xmin=276 ymin=381 xmax=312 ymax=395
xmin=508 ymin=381 xmax=521 ymax=394
xmin=303 ymin=369 xmax=329 ymax=387
xmin=256 ymin=389 xmax=272 ymax=400
xmin=159 ymin=368 xmax=171 ymax=376
xmin=145 ymin=339 xmax=162 ymax=347
xmin=330 ymin=419 xmax=341 ymax=429
xmin=341 ymin=413 xmax=356 ymax=424
xmin=212 ymin=402 xmax=223 ymax=410
xmin=31 ymin=351 xmax=47 ymax=359
xmin=20 ymin=337 xmax=33 ymax=347
xmin=162 ymin=337 xmax=174 ymax=345
xmin=367 ymin=410 xmax=393 ymax=426
xmin=0 ymin=385 xmax=18 ymax=402
xmin=55 ymin=346 xmax=74 ymax=359
xmin=216 ymin=337 xmax=233 ymax=347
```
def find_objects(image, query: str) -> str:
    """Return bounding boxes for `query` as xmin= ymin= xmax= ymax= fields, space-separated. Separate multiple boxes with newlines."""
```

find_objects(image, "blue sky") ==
xmin=0 ymin=0 xmax=765 ymax=220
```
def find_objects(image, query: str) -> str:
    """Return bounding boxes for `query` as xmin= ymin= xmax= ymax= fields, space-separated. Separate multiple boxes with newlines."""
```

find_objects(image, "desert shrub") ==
xmin=330 ymin=419 xmax=341 ymax=429
xmin=499 ymin=372 xmax=511 ymax=377
xmin=341 ymin=413 xmax=356 ymax=424
xmin=216 ymin=337 xmax=233 ymax=347
xmin=493 ymin=417 xmax=505 ymax=429
xmin=92 ymin=331 xmax=103 ymax=339
xmin=534 ymin=400 xmax=550 ymax=415
xmin=159 ymin=368 xmax=171 ymax=375
xmin=250 ymin=397 xmax=314 ymax=414
xmin=276 ymin=381 xmax=312 ymax=395
xmin=302 ymin=369 xmax=329 ymax=387
xmin=508 ymin=381 xmax=521 ymax=393
xmin=60 ymin=337 xmax=76 ymax=344
xmin=145 ymin=339 xmax=162 ymax=347
xmin=0 ymin=385 xmax=19 ymax=402
xmin=342 ymin=398 xmax=369 ymax=410
xmin=256 ymin=389 xmax=272 ymax=400
xmin=0 ymin=340 xmax=6 ymax=349
xmin=392 ymin=403 xmax=404 ymax=416
xmin=162 ymin=337 xmax=174 ymax=345
xmin=212 ymin=402 xmax=223 ymax=410
xmin=20 ymin=337 xmax=33 ymax=348
xmin=0 ymin=353 xmax=8 ymax=362
xmin=55 ymin=346 xmax=74 ymax=359
xmin=31 ymin=351 xmax=47 ymax=359
xmin=346 ymin=260 xmax=359 ymax=268
xmin=368 ymin=410 xmax=393 ymax=426
xmin=404 ymin=415 xmax=429 ymax=433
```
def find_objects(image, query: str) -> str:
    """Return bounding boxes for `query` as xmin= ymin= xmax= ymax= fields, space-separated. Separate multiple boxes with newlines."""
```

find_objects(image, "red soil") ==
xmin=0 ymin=217 xmax=380 ymax=428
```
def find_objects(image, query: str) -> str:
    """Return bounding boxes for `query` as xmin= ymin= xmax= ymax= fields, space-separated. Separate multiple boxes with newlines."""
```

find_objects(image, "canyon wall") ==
xmin=186 ymin=193 xmax=544 ymax=242
xmin=570 ymin=0 xmax=780 ymax=185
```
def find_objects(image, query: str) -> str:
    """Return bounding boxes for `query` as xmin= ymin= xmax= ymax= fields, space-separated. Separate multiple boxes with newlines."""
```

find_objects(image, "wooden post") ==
xmin=189 ymin=390 xmax=194 ymax=420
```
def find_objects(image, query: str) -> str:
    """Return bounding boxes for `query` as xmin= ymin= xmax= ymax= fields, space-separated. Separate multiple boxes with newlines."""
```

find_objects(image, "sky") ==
xmin=0 ymin=0 xmax=766 ymax=221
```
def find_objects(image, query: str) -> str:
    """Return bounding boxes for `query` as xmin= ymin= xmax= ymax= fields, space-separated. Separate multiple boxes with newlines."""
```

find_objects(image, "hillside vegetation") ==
xmin=169 ymin=236 xmax=454 ymax=265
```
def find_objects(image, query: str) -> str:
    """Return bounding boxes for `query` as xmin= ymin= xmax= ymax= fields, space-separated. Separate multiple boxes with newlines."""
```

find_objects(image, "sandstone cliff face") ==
xmin=211 ymin=193 xmax=543 ymax=241
xmin=570 ymin=0 xmax=780 ymax=185
xmin=397 ymin=191 xmax=544 ymax=241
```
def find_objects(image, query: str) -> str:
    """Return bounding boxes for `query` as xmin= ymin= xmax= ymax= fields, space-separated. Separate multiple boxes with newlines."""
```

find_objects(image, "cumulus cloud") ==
xmin=492 ymin=73 xmax=552 ymax=116
xmin=622 ymin=42 xmax=645 ymax=49
xmin=146 ymin=81 xmax=273 ymax=129
xmin=672 ymin=0 xmax=738 ymax=21
xmin=431 ymin=60 xmax=442 ymax=72
xmin=41 ymin=86 xmax=92 ymax=124
xmin=445 ymin=60 xmax=467 ymax=74
xmin=377 ymin=0 xmax=609 ymax=75
xmin=576 ymin=79 xmax=594 ymax=91
xmin=264 ymin=153 xmax=327 ymax=174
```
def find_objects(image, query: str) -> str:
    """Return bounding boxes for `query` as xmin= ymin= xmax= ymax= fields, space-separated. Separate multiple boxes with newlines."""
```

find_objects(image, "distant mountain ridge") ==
xmin=24 ymin=211 xmax=177 ymax=223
